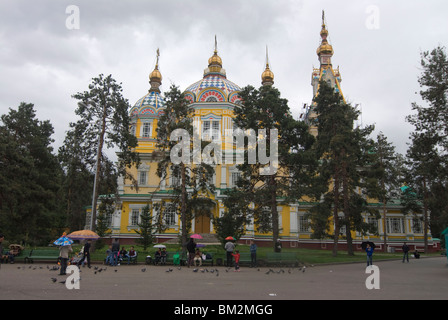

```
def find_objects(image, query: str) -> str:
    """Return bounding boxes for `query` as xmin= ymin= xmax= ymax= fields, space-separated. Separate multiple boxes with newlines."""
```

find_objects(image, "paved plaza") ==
xmin=0 ymin=256 xmax=446 ymax=301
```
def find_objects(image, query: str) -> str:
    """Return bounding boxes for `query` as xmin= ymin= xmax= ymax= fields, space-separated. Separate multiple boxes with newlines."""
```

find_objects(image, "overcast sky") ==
xmin=1 ymin=0 xmax=447 ymax=156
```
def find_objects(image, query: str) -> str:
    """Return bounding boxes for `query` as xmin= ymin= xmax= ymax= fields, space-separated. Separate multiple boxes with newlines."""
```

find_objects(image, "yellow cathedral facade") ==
xmin=87 ymin=13 xmax=439 ymax=252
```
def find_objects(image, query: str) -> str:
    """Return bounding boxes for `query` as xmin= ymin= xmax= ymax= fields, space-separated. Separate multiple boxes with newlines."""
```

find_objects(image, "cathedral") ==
xmin=86 ymin=13 xmax=439 ymax=252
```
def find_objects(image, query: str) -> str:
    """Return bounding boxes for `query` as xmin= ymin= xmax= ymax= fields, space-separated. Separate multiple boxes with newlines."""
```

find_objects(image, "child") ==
xmin=231 ymin=250 xmax=241 ymax=272
xmin=105 ymin=245 xmax=113 ymax=265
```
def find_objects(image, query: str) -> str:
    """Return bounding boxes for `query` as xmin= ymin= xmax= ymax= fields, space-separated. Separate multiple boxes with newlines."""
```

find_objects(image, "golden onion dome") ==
xmin=208 ymin=51 xmax=223 ymax=67
xmin=261 ymin=63 xmax=274 ymax=85
xmin=317 ymin=12 xmax=334 ymax=57
xmin=149 ymin=66 xmax=162 ymax=83
xmin=316 ymin=41 xmax=334 ymax=55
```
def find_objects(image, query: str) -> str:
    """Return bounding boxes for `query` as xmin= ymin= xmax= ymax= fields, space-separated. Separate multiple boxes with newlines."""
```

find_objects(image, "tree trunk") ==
xmin=180 ymin=163 xmax=188 ymax=254
xmin=90 ymin=102 xmax=107 ymax=231
xmin=423 ymin=177 xmax=429 ymax=254
xmin=270 ymin=175 xmax=280 ymax=252
xmin=332 ymin=174 xmax=340 ymax=257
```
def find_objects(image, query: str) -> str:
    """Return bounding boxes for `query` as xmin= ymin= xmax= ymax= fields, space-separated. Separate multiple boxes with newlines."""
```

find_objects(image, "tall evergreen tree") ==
xmin=156 ymin=85 xmax=215 ymax=252
xmin=68 ymin=74 xmax=140 ymax=231
xmin=0 ymin=103 xmax=63 ymax=245
xmin=311 ymin=80 xmax=378 ymax=256
xmin=371 ymin=132 xmax=405 ymax=252
xmin=229 ymin=84 xmax=316 ymax=252
xmin=405 ymin=46 xmax=448 ymax=249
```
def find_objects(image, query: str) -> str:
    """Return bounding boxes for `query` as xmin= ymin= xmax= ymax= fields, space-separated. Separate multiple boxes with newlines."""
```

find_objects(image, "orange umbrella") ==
xmin=67 ymin=230 xmax=100 ymax=240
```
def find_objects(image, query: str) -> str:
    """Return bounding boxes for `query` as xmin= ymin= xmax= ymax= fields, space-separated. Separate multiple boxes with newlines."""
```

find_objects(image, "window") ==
xmin=171 ymin=169 xmax=181 ymax=187
xmin=105 ymin=213 xmax=113 ymax=227
xmin=299 ymin=215 xmax=310 ymax=232
xmin=131 ymin=209 xmax=140 ymax=226
xmin=411 ymin=219 xmax=423 ymax=234
xmin=141 ymin=122 xmax=151 ymax=138
xmin=138 ymin=171 xmax=147 ymax=185
xmin=164 ymin=206 xmax=176 ymax=226
xmin=231 ymin=172 xmax=241 ymax=187
xmin=367 ymin=217 xmax=378 ymax=230
xmin=206 ymin=96 xmax=218 ymax=102
xmin=202 ymin=120 xmax=220 ymax=141
xmin=386 ymin=218 xmax=405 ymax=234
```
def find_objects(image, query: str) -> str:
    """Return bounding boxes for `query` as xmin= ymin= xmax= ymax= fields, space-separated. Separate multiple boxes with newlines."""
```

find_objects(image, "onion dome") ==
xmin=184 ymin=37 xmax=241 ymax=104
xmin=130 ymin=49 xmax=165 ymax=119
xmin=316 ymin=11 xmax=334 ymax=59
xmin=261 ymin=46 xmax=274 ymax=86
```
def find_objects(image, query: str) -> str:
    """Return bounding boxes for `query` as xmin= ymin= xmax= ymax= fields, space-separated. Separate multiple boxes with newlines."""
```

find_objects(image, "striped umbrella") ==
xmin=67 ymin=230 xmax=100 ymax=241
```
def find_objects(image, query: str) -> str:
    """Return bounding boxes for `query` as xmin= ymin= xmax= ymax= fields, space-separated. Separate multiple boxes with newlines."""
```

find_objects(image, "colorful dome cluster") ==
xmin=184 ymin=74 xmax=241 ymax=104
xmin=184 ymin=39 xmax=242 ymax=104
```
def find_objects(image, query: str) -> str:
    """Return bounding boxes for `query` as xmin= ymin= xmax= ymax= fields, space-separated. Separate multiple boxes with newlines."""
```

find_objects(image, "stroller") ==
xmin=70 ymin=247 xmax=85 ymax=266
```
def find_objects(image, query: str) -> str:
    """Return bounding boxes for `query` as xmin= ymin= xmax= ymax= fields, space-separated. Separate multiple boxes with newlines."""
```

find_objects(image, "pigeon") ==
xmin=177 ymin=267 xmax=182 ymax=270
xmin=141 ymin=267 xmax=147 ymax=272
xmin=193 ymin=268 xmax=198 ymax=272
xmin=51 ymin=278 xmax=57 ymax=283
xmin=166 ymin=268 xmax=173 ymax=272
xmin=302 ymin=266 xmax=306 ymax=273
xmin=114 ymin=269 xmax=118 ymax=272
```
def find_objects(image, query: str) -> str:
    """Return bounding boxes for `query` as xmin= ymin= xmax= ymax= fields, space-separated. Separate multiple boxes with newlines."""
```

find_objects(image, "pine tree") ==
xmin=405 ymin=46 xmax=448 ymax=251
xmin=156 ymin=85 xmax=215 ymax=252
xmin=69 ymin=74 xmax=140 ymax=231
xmin=229 ymin=84 xmax=316 ymax=252
xmin=311 ymin=80 xmax=378 ymax=256
xmin=0 ymin=103 xmax=63 ymax=245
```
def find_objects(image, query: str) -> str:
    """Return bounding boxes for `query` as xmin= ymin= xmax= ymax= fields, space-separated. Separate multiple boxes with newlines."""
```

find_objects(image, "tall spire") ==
xmin=149 ymin=48 xmax=162 ymax=92
xmin=204 ymin=35 xmax=226 ymax=77
xmin=261 ymin=45 xmax=274 ymax=86
xmin=316 ymin=10 xmax=334 ymax=65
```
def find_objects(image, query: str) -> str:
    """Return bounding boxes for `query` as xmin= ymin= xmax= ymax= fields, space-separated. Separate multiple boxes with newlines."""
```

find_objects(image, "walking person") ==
xmin=249 ymin=240 xmax=257 ymax=268
xmin=402 ymin=242 xmax=410 ymax=263
xmin=79 ymin=240 xmax=91 ymax=268
xmin=232 ymin=250 xmax=241 ymax=272
xmin=224 ymin=239 xmax=235 ymax=267
xmin=366 ymin=243 xmax=374 ymax=267
xmin=187 ymin=238 xmax=196 ymax=267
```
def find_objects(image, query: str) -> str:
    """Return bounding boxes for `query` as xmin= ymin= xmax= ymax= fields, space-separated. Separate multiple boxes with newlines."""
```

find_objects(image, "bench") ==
xmin=1 ymin=249 xmax=29 ymax=263
xmin=163 ymin=252 xmax=187 ymax=266
xmin=238 ymin=253 xmax=252 ymax=266
xmin=201 ymin=253 xmax=214 ymax=266
xmin=119 ymin=252 xmax=138 ymax=265
xmin=25 ymin=249 xmax=60 ymax=264
xmin=266 ymin=252 xmax=298 ymax=266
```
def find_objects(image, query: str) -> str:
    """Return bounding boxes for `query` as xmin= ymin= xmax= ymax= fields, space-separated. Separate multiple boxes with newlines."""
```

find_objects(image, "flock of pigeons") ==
xmin=15 ymin=263 xmax=310 ymax=285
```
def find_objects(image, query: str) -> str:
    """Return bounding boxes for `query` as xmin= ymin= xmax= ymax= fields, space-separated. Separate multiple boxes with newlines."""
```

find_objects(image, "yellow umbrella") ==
xmin=67 ymin=230 xmax=100 ymax=240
